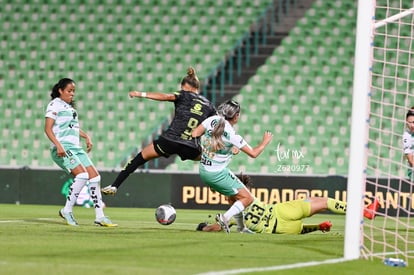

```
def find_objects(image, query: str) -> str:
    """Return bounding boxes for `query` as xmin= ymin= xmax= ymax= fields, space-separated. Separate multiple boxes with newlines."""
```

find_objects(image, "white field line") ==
xmin=0 ymin=219 xmax=196 ymax=227
xmin=195 ymin=257 xmax=351 ymax=275
xmin=0 ymin=218 xmax=55 ymax=223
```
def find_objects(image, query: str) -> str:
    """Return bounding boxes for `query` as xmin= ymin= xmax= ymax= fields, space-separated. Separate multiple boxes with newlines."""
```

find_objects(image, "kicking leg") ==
xmin=102 ymin=143 xmax=160 ymax=194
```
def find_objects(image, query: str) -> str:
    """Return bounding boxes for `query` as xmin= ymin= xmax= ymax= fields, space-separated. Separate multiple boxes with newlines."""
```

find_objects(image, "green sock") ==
xmin=301 ymin=224 xmax=319 ymax=234
xmin=327 ymin=198 xmax=347 ymax=214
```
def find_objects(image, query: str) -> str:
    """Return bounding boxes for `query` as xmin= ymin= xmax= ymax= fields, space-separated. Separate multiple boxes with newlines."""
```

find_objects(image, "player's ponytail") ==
xmin=50 ymin=83 xmax=60 ymax=99
xmin=207 ymin=100 xmax=241 ymax=152
xmin=181 ymin=66 xmax=200 ymax=90
xmin=187 ymin=67 xmax=196 ymax=77
xmin=209 ymin=117 xmax=226 ymax=152
xmin=218 ymin=99 xmax=241 ymax=120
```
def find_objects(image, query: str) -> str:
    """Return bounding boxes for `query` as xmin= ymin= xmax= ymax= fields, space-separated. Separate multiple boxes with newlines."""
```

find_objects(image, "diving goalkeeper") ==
xmin=197 ymin=173 xmax=379 ymax=234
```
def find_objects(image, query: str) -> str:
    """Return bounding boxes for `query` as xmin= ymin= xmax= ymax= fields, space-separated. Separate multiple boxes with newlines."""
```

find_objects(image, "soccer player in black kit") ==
xmin=102 ymin=67 xmax=216 ymax=195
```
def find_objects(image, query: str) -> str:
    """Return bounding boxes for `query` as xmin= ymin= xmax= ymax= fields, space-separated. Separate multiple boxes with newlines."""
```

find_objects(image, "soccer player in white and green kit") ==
xmin=403 ymin=108 xmax=414 ymax=180
xmin=192 ymin=100 xmax=273 ymax=233
xmin=45 ymin=78 xmax=117 ymax=227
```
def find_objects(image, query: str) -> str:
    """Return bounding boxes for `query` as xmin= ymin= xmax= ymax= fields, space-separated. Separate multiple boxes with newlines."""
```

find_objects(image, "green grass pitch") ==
xmin=0 ymin=204 xmax=411 ymax=275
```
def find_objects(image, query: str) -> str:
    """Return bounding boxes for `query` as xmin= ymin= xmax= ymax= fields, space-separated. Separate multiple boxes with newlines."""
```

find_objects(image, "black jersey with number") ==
xmin=161 ymin=90 xmax=216 ymax=148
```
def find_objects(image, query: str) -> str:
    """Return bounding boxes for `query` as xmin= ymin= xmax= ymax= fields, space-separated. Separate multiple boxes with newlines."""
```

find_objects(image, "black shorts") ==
xmin=153 ymin=136 xmax=201 ymax=160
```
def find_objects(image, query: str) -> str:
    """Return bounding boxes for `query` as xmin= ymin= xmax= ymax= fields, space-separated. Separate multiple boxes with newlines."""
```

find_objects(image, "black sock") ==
xmin=301 ymin=224 xmax=319 ymax=234
xmin=112 ymin=153 xmax=146 ymax=188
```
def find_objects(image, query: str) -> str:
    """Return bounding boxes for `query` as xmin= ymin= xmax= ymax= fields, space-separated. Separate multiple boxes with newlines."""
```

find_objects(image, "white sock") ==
xmin=88 ymin=175 xmax=105 ymax=220
xmin=64 ymin=172 xmax=88 ymax=213
xmin=224 ymin=200 xmax=245 ymax=221
xmin=234 ymin=212 xmax=245 ymax=232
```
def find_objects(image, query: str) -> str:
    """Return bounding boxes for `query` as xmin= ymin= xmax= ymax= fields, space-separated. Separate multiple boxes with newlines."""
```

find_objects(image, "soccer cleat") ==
xmin=101 ymin=185 xmax=117 ymax=195
xmin=319 ymin=220 xmax=332 ymax=233
xmin=59 ymin=208 xmax=78 ymax=226
xmin=215 ymin=213 xmax=230 ymax=234
xmin=94 ymin=216 xmax=118 ymax=227
xmin=364 ymin=198 xmax=380 ymax=220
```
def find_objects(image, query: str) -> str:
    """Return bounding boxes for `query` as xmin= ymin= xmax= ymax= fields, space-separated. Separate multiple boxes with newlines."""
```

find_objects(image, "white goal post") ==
xmin=345 ymin=0 xmax=414 ymax=262
xmin=344 ymin=0 xmax=375 ymax=260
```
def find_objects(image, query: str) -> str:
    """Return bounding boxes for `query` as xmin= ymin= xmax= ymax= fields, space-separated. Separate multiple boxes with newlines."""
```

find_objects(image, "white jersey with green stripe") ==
xmin=45 ymin=98 xmax=81 ymax=148
xmin=403 ymin=128 xmax=414 ymax=155
xmin=199 ymin=115 xmax=247 ymax=172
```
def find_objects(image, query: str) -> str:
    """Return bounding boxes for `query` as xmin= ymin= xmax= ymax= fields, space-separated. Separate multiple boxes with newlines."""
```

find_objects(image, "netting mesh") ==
xmin=363 ymin=0 xmax=414 ymax=264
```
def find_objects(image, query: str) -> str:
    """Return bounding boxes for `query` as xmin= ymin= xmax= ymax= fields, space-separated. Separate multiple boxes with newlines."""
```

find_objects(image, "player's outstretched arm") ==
xmin=196 ymin=222 xmax=222 ymax=232
xmin=240 ymin=130 xmax=273 ymax=158
xmin=128 ymin=91 xmax=176 ymax=102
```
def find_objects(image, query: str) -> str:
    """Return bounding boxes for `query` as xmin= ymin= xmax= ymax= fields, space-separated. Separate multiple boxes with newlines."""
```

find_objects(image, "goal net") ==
xmin=363 ymin=1 xmax=414 ymax=264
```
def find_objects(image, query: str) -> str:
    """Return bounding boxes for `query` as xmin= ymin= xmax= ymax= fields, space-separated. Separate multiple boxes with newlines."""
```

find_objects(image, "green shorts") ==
xmin=274 ymin=199 xmax=311 ymax=234
xmin=199 ymin=166 xmax=244 ymax=196
xmin=51 ymin=146 xmax=93 ymax=173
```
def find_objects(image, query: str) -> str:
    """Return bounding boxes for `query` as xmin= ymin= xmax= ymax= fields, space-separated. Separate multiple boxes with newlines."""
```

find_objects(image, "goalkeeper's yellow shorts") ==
xmin=273 ymin=199 xmax=312 ymax=234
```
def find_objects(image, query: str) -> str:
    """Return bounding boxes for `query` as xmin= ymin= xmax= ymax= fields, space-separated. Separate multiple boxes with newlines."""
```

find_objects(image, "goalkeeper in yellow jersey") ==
xmin=197 ymin=174 xmax=379 ymax=234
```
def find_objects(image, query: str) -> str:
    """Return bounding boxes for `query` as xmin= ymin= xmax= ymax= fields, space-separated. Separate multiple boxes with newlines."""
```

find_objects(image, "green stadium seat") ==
xmin=3 ymin=0 xmax=351 ymax=172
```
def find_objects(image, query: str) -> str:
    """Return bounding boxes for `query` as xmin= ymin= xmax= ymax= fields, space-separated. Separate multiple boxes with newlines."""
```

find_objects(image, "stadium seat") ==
xmin=2 ymin=0 xmax=358 ymax=174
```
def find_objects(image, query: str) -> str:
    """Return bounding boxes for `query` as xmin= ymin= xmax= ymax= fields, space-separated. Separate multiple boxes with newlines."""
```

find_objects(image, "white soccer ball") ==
xmin=155 ymin=204 xmax=176 ymax=225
